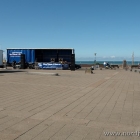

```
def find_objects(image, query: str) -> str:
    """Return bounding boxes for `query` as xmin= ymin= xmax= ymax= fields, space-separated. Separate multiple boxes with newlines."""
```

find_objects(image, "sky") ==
xmin=0 ymin=0 xmax=140 ymax=61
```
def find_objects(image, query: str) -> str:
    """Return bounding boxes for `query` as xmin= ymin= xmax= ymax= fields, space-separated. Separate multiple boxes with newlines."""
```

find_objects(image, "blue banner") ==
xmin=38 ymin=63 xmax=69 ymax=69
xmin=7 ymin=49 xmax=35 ymax=63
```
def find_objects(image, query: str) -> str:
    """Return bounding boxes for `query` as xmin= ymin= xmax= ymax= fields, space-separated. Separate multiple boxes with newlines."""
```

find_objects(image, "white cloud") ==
xmin=110 ymin=56 xmax=115 ymax=58
xmin=76 ymin=56 xmax=140 ymax=61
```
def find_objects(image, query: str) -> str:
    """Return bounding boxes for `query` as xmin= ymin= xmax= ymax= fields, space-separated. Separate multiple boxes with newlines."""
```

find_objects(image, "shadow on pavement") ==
xmin=0 ymin=70 xmax=25 ymax=73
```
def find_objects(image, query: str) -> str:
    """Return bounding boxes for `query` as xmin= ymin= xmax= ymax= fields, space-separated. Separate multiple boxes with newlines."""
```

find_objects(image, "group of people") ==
xmin=12 ymin=60 xmax=22 ymax=69
xmin=103 ymin=62 xmax=112 ymax=69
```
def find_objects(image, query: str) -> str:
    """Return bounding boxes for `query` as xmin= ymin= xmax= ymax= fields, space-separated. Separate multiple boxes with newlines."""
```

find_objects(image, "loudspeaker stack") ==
xmin=20 ymin=54 xmax=25 ymax=69
xmin=71 ymin=54 xmax=75 ymax=71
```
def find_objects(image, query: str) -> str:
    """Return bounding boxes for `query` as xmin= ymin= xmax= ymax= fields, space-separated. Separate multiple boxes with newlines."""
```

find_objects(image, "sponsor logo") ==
xmin=9 ymin=52 xmax=22 ymax=57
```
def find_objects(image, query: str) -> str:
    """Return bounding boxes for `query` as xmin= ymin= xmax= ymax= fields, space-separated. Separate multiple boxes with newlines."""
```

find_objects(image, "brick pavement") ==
xmin=0 ymin=68 xmax=140 ymax=140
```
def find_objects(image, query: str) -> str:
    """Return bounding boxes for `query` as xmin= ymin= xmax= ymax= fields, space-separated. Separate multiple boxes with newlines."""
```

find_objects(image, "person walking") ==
xmin=91 ymin=66 xmax=94 ymax=74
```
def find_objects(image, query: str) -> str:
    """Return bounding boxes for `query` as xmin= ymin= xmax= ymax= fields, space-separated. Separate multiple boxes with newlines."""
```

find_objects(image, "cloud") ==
xmin=110 ymin=56 xmax=115 ymax=58
xmin=76 ymin=56 xmax=140 ymax=61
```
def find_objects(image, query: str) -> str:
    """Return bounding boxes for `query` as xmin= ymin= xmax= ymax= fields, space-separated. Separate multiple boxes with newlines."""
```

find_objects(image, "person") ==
xmin=106 ymin=62 xmax=112 ymax=69
xmin=103 ymin=62 xmax=106 ymax=65
xmin=103 ymin=62 xmax=106 ymax=68
xmin=90 ymin=66 xmax=94 ymax=74
xmin=138 ymin=63 xmax=140 ymax=69
xmin=12 ymin=60 xmax=16 ymax=69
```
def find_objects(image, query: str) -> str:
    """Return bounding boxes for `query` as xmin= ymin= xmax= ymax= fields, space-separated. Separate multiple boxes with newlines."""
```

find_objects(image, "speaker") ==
xmin=71 ymin=54 xmax=75 ymax=63
xmin=71 ymin=54 xmax=75 ymax=71
xmin=59 ymin=58 xmax=63 ymax=62
xmin=20 ymin=54 xmax=25 ymax=69
xmin=35 ymin=58 xmax=38 ymax=62
xmin=51 ymin=58 xmax=55 ymax=62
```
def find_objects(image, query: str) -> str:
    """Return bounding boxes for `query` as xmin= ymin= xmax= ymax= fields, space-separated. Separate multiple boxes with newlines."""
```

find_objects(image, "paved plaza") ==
xmin=0 ymin=68 xmax=140 ymax=140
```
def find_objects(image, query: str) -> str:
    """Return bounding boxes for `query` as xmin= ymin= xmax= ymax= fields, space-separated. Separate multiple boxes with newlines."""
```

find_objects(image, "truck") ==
xmin=0 ymin=50 xmax=3 ymax=68
xmin=7 ymin=48 xmax=75 ymax=69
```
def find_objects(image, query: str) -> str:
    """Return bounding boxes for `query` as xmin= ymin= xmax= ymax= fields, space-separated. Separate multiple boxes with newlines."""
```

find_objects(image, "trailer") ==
xmin=7 ymin=48 xmax=75 ymax=69
xmin=0 ymin=50 xmax=3 ymax=68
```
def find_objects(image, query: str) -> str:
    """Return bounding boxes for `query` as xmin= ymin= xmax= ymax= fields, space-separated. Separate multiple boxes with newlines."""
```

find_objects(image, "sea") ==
xmin=76 ymin=61 xmax=140 ymax=65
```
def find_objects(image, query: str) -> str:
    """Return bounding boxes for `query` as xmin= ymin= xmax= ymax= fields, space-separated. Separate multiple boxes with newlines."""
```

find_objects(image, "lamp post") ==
xmin=94 ymin=53 xmax=96 ymax=66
